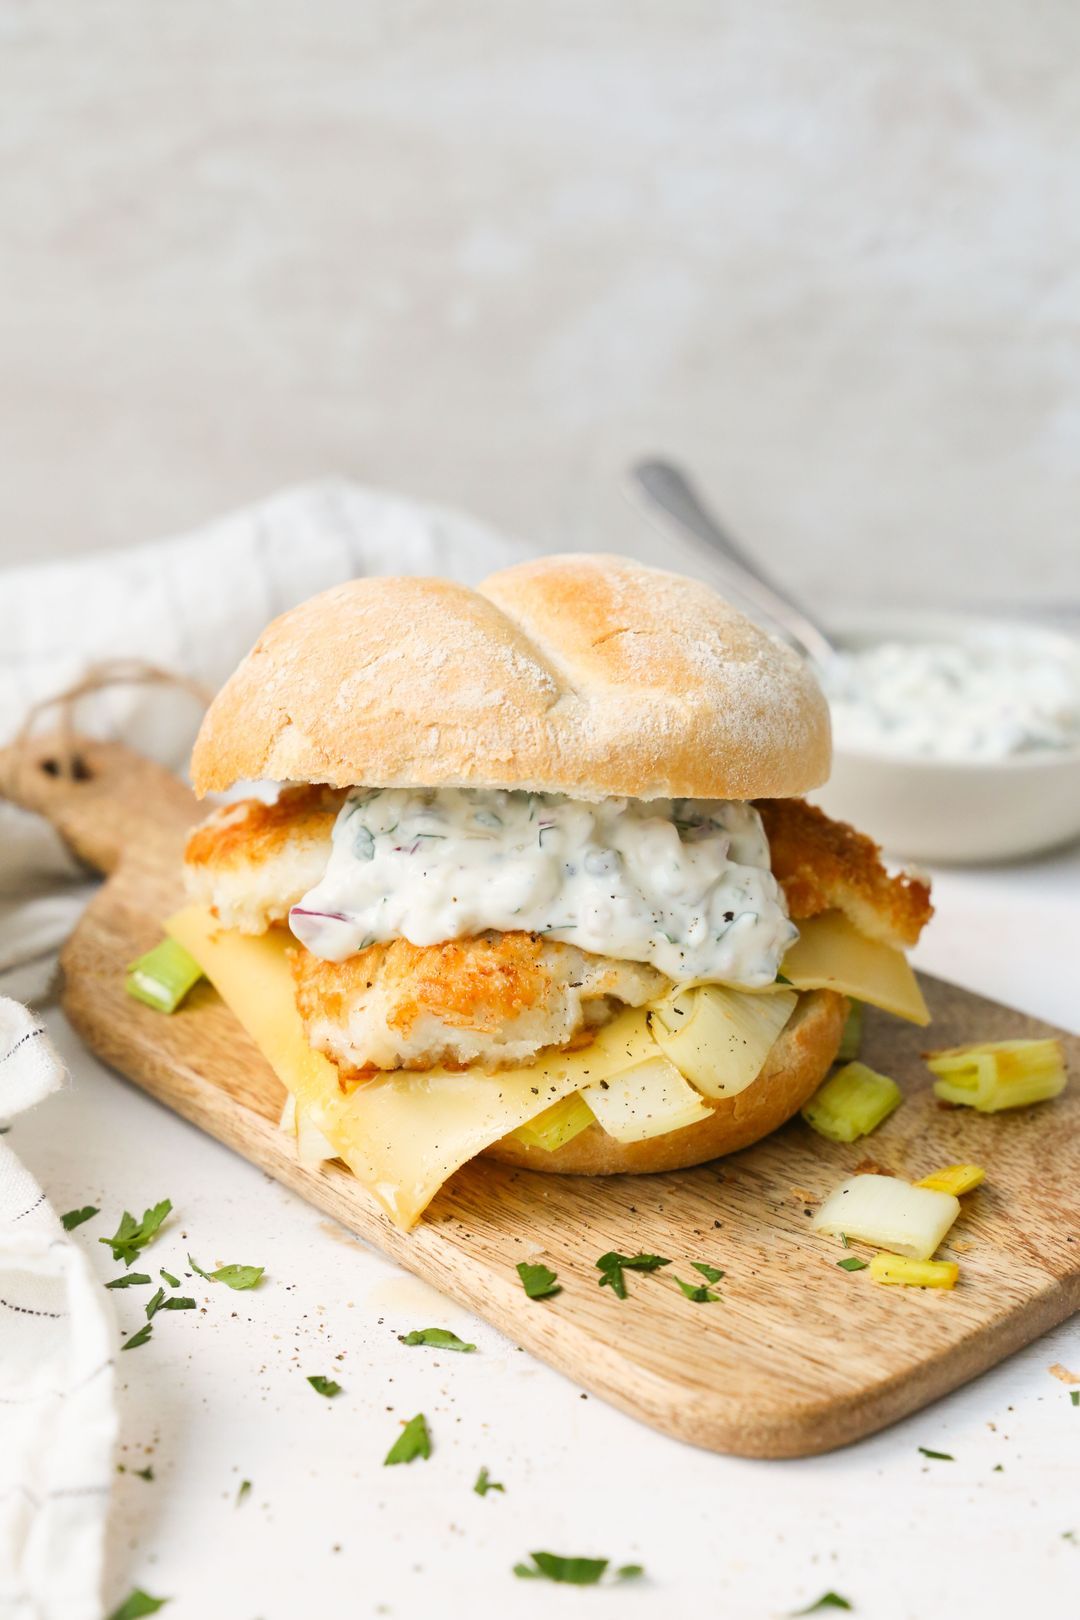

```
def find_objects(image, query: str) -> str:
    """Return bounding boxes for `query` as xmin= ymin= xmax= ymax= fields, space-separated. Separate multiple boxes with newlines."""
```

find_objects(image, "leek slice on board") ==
xmin=126 ymin=937 xmax=204 ymax=1013
xmin=813 ymin=1174 xmax=959 ymax=1262
xmin=580 ymin=1056 xmax=712 ymax=1143
xmin=801 ymin=1062 xmax=902 ymax=1143
xmin=926 ymin=1038 xmax=1066 ymax=1112
xmin=648 ymin=985 xmax=797 ymax=1099
xmin=869 ymin=1253 xmax=959 ymax=1289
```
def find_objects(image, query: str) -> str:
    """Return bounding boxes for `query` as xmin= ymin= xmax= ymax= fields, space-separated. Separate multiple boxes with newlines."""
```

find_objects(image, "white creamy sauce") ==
xmin=290 ymin=788 xmax=796 ymax=986
xmin=823 ymin=636 xmax=1080 ymax=762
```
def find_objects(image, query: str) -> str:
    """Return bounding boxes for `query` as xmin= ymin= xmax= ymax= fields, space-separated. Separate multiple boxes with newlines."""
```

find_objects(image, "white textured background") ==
xmin=3 ymin=1 xmax=1080 ymax=609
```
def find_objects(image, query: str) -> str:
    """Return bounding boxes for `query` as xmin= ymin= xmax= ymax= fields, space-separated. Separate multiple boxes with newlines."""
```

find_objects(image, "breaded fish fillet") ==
xmin=289 ymin=932 xmax=667 ymax=1075
xmin=756 ymin=797 xmax=932 ymax=949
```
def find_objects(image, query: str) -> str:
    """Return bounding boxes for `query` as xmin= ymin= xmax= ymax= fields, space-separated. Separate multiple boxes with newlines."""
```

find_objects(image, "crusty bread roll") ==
xmin=485 ymin=989 xmax=845 ymax=1174
xmin=191 ymin=554 xmax=830 ymax=801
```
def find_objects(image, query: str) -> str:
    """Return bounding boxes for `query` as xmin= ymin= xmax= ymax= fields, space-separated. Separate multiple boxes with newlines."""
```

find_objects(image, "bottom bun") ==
xmin=484 ymin=989 xmax=846 ymax=1175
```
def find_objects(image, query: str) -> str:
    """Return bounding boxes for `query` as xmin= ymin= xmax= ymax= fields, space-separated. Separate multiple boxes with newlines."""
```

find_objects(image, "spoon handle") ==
xmin=629 ymin=458 xmax=836 ymax=666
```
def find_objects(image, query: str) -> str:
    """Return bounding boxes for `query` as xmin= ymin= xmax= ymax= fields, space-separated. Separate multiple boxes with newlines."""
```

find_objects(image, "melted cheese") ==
xmin=166 ymin=906 xmax=652 ymax=1228
xmin=779 ymin=911 xmax=930 ymax=1026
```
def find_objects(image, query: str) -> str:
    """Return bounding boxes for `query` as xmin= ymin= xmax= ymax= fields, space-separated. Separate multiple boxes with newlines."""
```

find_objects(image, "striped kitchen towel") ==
xmin=0 ymin=997 xmax=116 ymax=1620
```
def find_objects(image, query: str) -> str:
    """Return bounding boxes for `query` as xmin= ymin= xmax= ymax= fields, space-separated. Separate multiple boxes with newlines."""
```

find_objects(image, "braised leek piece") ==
xmin=580 ymin=1055 xmax=712 ymax=1143
xmin=813 ymin=1173 xmax=960 ymax=1261
xmin=926 ymin=1039 xmax=1067 ymax=1112
xmin=648 ymin=985 xmax=797 ymax=1099
xmin=836 ymin=1001 xmax=863 ymax=1064
xmin=801 ymin=1062 xmax=902 ymax=1143
xmin=511 ymin=1092 xmax=596 ymax=1152
xmin=126 ymin=938 xmax=204 ymax=1014
xmin=869 ymin=1253 xmax=959 ymax=1289
xmin=915 ymin=1163 xmax=985 ymax=1196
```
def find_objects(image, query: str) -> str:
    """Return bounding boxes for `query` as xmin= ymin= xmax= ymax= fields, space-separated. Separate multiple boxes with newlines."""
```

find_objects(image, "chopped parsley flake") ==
xmin=307 ymin=1375 xmax=342 ymax=1398
xmin=473 ymin=1466 xmax=505 ymax=1496
xmin=793 ymin=1596 xmax=852 ymax=1615
xmin=918 ymin=1447 xmax=954 ymax=1461
xmin=513 ymin=1552 xmax=642 ymax=1585
xmin=690 ymin=1261 xmax=725 ymax=1285
xmin=384 ymin=1412 xmax=431 ymax=1465
xmin=516 ymin=1261 xmax=561 ymax=1300
xmin=596 ymin=1251 xmax=670 ymax=1300
xmin=100 ymin=1201 xmax=172 ymax=1267
xmin=61 ymin=1206 xmax=98 ymax=1231
xmin=514 ymin=1553 xmax=608 ymax=1585
xmin=105 ymin=1273 xmax=152 ymax=1289
xmin=160 ymin=1268 xmax=180 ymax=1288
xmin=188 ymin=1255 xmax=264 ymax=1290
xmin=107 ymin=1591 xmax=169 ymax=1620
xmin=145 ymin=1287 xmax=165 ymax=1319
xmin=1071 ymin=1391 xmax=1079 ymax=1407
xmin=237 ymin=1479 xmax=251 ymax=1506
xmin=672 ymin=1274 xmax=720 ymax=1303
xmin=399 ymin=1327 xmax=476 ymax=1352
xmin=120 ymin=1323 xmax=153 ymax=1352
xmin=837 ymin=1256 xmax=868 ymax=1272
xmin=134 ymin=1466 xmax=154 ymax=1482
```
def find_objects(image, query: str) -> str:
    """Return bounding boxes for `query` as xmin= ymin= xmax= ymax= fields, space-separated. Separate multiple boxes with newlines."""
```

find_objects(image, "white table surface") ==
xmin=14 ymin=845 xmax=1080 ymax=1620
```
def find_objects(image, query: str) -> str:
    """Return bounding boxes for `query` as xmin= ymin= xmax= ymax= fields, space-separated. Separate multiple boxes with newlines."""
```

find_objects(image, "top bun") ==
xmin=190 ymin=554 xmax=830 ymax=801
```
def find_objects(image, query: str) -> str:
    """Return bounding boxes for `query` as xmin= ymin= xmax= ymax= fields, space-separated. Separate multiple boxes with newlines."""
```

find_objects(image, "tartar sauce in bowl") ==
xmin=814 ymin=613 xmax=1080 ymax=863
xmin=823 ymin=629 xmax=1080 ymax=763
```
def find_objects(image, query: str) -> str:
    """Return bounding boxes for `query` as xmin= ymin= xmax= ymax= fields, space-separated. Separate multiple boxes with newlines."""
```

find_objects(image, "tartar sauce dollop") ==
xmin=289 ymin=788 xmax=796 ymax=986
xmin=823 ymin=636 xmax=1080 ymax=762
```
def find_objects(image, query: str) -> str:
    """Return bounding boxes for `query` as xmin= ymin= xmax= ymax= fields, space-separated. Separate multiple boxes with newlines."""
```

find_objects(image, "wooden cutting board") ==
xmin=3 ymin=734 xmax=1078 ymax=1458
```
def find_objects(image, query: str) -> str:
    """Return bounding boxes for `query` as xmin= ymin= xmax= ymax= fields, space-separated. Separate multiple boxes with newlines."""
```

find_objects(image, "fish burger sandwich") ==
xmin=171 ymin=555 xmax=931 ymax=1228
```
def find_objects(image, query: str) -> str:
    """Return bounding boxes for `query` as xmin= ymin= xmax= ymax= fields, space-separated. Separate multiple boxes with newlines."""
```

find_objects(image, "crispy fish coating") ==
xmin=184 ymin=785 xmax=345 ymax=932
xmin=756 ymin=797 xmax=932 ymax=950
xmin=289 ymin=932 xmax=667 ymax=1075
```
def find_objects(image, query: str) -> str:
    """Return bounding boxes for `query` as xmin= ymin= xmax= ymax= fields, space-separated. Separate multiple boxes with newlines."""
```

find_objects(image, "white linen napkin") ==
xmin=0 ymin=998 xmax=117 ymax=1620
xmin=0 ymin=479 xmax=532 ymax=1618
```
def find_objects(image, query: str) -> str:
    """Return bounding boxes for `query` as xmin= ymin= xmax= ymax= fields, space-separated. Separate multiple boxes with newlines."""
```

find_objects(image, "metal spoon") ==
xmin=628 ymin=458 xmax=837 ymax=667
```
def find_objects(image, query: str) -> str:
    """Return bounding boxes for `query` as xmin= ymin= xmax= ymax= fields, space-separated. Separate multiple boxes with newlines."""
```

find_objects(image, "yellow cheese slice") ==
xmin=778 ymin=911 xmax=930 ymax=1026
xmin=166 ymin=905 xmax=653 ymax=1229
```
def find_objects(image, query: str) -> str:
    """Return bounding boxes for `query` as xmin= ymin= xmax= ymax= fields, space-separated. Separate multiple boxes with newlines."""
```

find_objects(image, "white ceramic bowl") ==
xmin=812 ymin=610 xmax=1080 ymax=864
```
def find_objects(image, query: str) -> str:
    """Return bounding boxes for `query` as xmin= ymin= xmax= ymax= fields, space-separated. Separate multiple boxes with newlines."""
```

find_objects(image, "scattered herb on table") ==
xmin=793 ymin=1595 xmax=853 ymax=1615
xmin=307 ymin=1375 xmax=342 ymax=1398
xmin=236 ymin=1479 xmax=251 ymax=1506
xmin=120 ymin=1323 xmax=153 ymax=1352
xmin=516 ymin=1261 xmax=561 ymax=1300
xmin=188 ymin=1255 xmax=264 ymax=1290
xmin=474 ymin=1467 xmax=504 ymax=1496
xmin=100 ymin=1201 xmax=173 ymax=1268
xmin=105 ymin=1273 xmax=152 ymax=1290
xmin=1071 ymin=1391 xmax=1079 ymax=1407
xmin=107 ymin=1590 xmax=169 ymax=1620
xmin=134 ymin=1466 xmax=154 ymax=1482
xmin=690 ymin=1261 xmax=725 ymax=1285
xmin=160 ymin=1268 xmax=180 ymax=1288
xmin=61 ymin=1206 xmax=99 ymax=1231
xmin=384 ymin=1412 xmax=431 ymax=1466
xmin=596 ymin=1251 xmax=670 ymax=1300
xmin=399 ymin=1327 xmax=476 ymax=1352
xmin=145 ymin=1288 xmax=165 ymax=1320
xmin=837 ymin=1256 xmax=868 ymax=1272
xmin=513 ymin=1552 xmax=642 ymax=1585
xmin=672 ymin=1274 xmax=720 ymax=1303
xmin=918 ymin=1447 xmax=954 ymax=1461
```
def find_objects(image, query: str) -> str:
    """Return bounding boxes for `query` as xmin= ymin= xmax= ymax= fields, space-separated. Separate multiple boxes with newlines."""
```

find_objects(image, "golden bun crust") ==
xmin=484 ymin=989 xmax=845 ymax=1175
xmin=191 ymin=554 xmax=830 ymax=801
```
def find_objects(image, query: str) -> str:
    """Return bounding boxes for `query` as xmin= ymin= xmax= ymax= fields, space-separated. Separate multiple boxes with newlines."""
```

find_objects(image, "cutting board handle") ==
xmin=0 ymin=733 xmax=199 ymax=876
